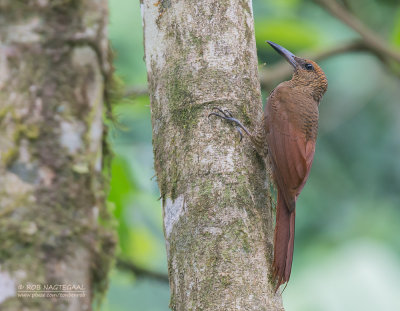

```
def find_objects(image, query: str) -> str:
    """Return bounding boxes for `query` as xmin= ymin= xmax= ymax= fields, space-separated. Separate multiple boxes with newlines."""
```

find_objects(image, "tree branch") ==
xmin=314 ymin=0 xmax=400 ymax=63
xmin=124 ymin=85 xmax=148 ymax=98
xmin=116 ymin=258 xmax=169 ymax=283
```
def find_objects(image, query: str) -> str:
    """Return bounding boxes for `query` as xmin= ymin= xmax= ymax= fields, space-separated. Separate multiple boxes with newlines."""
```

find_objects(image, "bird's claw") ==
xmin=236 ymin=126 xmax=243 ymax=142
xmin=208 ymin=107 xmax=233 ymax=120
xmin=208 ymin=107 xmax=243 ymax=142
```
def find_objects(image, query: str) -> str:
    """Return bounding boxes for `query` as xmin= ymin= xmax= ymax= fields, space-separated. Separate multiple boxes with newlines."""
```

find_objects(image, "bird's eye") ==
xmin=304 ymin=63 xmax=314 ymax=71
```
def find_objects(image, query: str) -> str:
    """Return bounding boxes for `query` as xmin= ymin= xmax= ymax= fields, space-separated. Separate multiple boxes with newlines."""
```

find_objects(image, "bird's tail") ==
xmin=272 ymin=191 xmax=296 ymax=291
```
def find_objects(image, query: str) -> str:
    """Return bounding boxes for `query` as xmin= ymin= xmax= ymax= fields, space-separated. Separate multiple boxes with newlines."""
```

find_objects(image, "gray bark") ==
xmin=141 ymin=0 xmax=284 ymax=310
xmin=0 ymin=1 xmax=115 ymax=310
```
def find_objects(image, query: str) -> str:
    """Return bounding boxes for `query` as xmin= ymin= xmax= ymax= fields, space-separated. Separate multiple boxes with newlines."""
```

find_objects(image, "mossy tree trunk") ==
xmin=0 ymin=2 xmax=115 ymax=310
xmin=141 ymin=0 xmax=284 ymax=309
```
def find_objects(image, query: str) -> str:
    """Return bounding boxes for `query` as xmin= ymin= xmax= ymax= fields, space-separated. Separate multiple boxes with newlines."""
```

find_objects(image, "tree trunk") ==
xmin=141 ymin=0 xmax=284 ymax=310
xmin=0 ymin=2 xmax=115 ymax=310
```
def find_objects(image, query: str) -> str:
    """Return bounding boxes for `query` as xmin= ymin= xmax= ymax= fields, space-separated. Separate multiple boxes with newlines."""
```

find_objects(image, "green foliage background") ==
xmin=101 ymin=0 xmax=400 ymax=310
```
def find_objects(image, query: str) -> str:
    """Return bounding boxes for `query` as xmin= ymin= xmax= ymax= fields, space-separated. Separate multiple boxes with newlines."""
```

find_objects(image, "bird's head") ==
xmin=267 ymin=41 xmax=328 ymax=102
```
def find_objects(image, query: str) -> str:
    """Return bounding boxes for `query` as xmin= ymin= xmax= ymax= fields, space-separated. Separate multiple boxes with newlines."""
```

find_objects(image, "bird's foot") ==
xmin=208 ymin=107 xmax=251 ymax=142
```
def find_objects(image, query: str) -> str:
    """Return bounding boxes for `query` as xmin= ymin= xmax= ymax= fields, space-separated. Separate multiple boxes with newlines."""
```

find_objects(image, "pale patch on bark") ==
xmin=141 ymin=2 xmax=166 ymax=71
xmin=201 ymin=144 xmax=236 ymax=173
xmin=202 ymin=227 xmax=223 ymax=235
xmin=0 ymin=270 xmax=15 ymax=304
xmin=164 ymin=195 xmax=186 ymax=238
xmin=71 ymin=46 xmax=104 ymax=171
xmin=88 ymin=103 xmax=103 ymax=171
xmin=89 ymin=116 xmax=103 ymax=150
xmin=71 ymin=47 xmax=103 ymax=109
xmin=36 ymin=0 xmax=48 ymax=7
xmin=21 ymin=222 xmax=38 ymax=235
xmin=60 ymin=121 xmax=84 ymax=154
xmin=91 ymin=206 xmax=99 ymax=222
xmin=17 ymin=139 xmax=31 ymax=164
xmin=0 ymin=47 xmax=10 ymax=90
xmin=140 ymin=3 xmax=145 ymax=28
xmin=153 ymin=118 xmax=161 ymax=135
xmin=204 ymin=39 xmax=236 ymax=72
xmin=3 ymin=172 xmax=34 ymax=195
xmin=7 ymin=17 xmax=42 ymax=44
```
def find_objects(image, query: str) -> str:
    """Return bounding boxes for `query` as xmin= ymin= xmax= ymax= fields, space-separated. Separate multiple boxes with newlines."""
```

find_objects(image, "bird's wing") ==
xmin=265 ymin=93 xmax=316 ymax=212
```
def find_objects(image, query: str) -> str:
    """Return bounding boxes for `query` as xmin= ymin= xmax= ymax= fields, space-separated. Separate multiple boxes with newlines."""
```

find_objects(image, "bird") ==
xmin=209 ymin=41 xmax=328 ymax=291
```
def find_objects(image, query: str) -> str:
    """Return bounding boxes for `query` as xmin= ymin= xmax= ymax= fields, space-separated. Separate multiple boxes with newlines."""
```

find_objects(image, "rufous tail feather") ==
xmin=272 ymin=191 xmax=296 ymax=292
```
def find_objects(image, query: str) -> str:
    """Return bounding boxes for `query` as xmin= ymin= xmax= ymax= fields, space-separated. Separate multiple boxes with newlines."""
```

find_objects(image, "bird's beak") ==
xmin=266 ymin=41 xmax=297 ymax=68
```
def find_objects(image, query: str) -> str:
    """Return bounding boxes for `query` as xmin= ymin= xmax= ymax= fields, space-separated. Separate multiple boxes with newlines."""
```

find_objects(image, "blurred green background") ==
xmin=101 ymin=0 xmax=400 ymax=310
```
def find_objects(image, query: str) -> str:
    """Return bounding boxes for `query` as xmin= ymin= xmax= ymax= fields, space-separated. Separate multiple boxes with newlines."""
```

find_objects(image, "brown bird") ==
xmin=209 ymin=41 xmax=328 ymax=290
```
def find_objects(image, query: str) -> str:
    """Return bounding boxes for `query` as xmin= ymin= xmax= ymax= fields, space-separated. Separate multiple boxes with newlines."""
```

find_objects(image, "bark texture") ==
xmin=141 ymin=0 xmax=284 ymax=309
xmin=0 ymin=1 xmax=115 ymax=310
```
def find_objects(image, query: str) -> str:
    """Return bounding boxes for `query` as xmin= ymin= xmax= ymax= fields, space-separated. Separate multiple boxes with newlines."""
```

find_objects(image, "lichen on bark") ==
xmin=0 ymin=1 xmax=115 ymax=310
xmin=142 ymin=0 xmax=284 ymax=309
